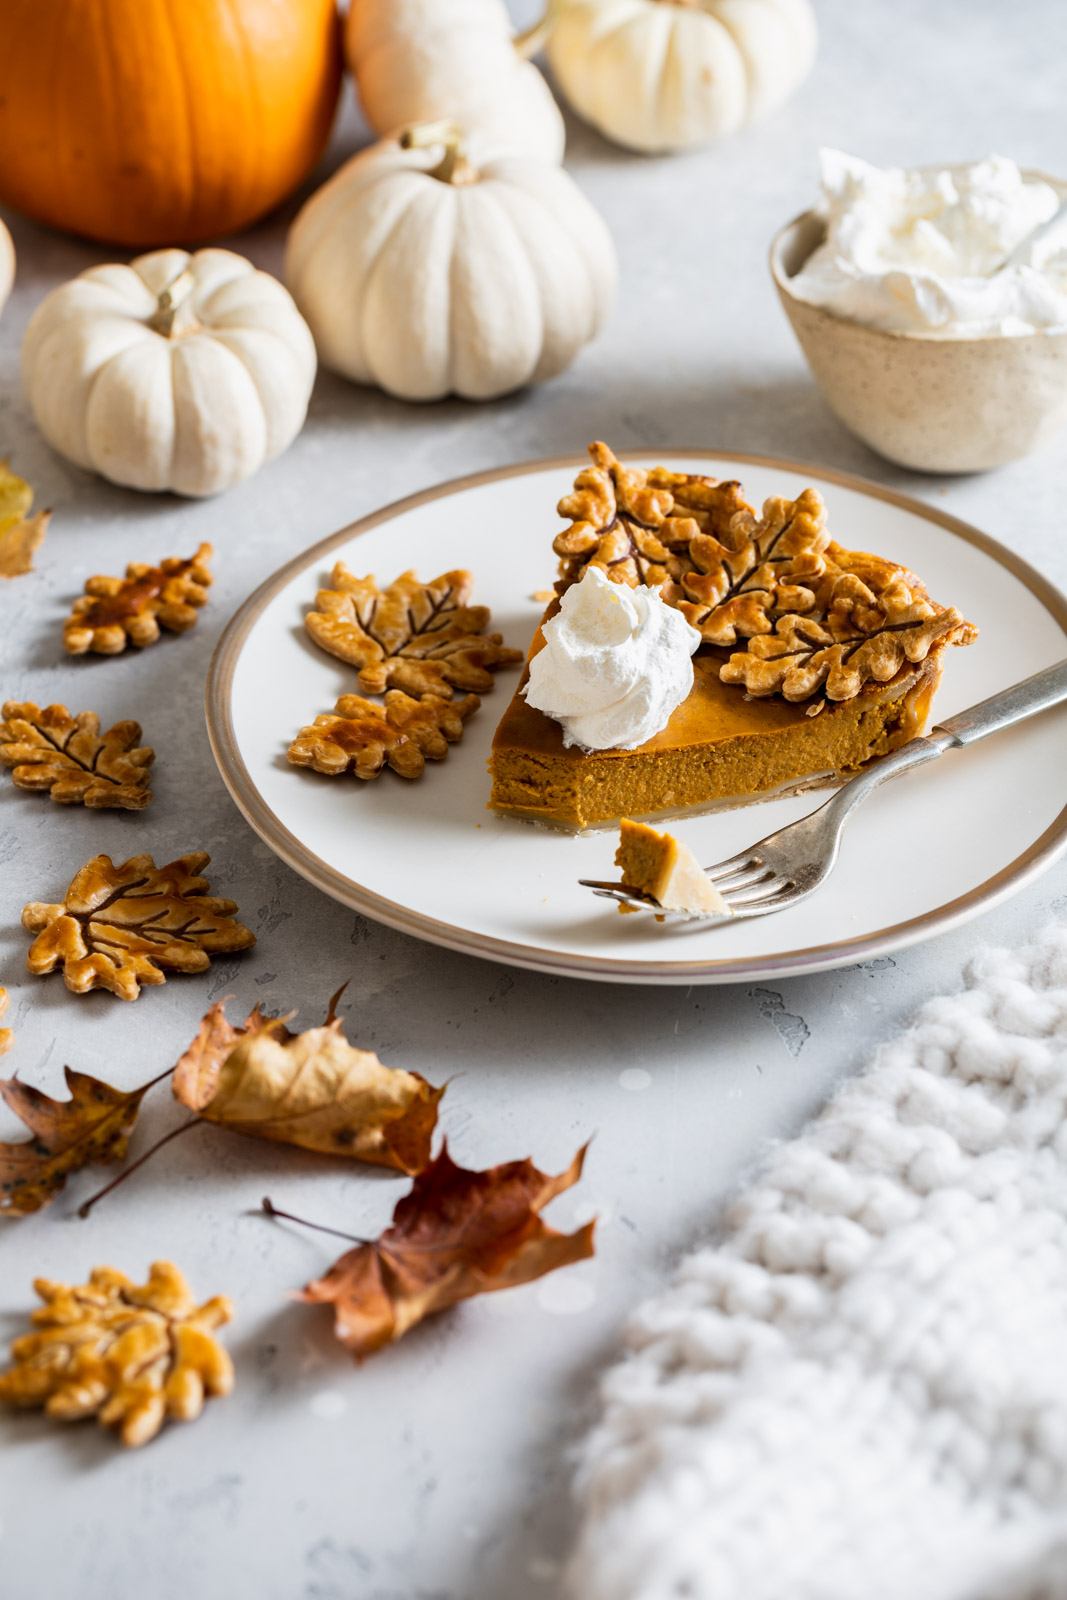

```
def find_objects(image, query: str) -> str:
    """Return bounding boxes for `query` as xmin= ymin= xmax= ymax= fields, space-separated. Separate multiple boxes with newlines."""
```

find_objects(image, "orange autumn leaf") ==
xmin=0 ymin=1067 xmax=158 ymax=1217
xmin=173 ymin=990 xmax=443 ymax=1175
xmin=295 ymin=1142 xmax=596 ymax=1357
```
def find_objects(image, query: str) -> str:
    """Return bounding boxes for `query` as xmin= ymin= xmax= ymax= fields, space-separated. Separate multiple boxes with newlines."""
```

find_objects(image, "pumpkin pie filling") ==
xmin=489 ymin=602 xmax=942 ymax=830
xmin=487 ymin=443 xmax=972 ymax=832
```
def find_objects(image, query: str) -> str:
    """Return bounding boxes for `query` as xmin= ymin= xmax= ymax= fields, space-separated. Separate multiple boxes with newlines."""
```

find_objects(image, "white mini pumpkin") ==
xmin=22 ymin=248 xmax=317 ymax=498
xmin=346 ymin=0 xmax=565 ymax=164
xmin=286 ymin=126 xmax=616 ymax=402
xmin=543 ymin=0 xmax=817 ymax=154
xmin=0 ymin=217 xmax=13 ymax=320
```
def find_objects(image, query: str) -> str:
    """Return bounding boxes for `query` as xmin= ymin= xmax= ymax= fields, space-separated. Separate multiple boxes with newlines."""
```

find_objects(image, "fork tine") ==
xmin=723 ymin=875 xmax=794 ymax=907
xmin=705 ymin=851 xmax=759 ymax=880
xmin=711 ymin=862 xmax=772 ymax=890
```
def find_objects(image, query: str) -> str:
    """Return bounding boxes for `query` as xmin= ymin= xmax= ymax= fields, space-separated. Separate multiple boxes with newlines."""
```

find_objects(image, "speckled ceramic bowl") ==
xmin=770 ymin=182 xmax=1067 ymax=473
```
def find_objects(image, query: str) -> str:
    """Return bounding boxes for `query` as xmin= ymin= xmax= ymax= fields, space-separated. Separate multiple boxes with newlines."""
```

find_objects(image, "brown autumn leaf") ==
xmin=173 ymin=990 xmax=443 ymax=1175
xmin=0 ymin=1065 xmax=159 ymax=1217
xmin=295 ymin=1142 xmax=596 ymax=1357
xmin=0 ymin=458 xmax=50 ymax=580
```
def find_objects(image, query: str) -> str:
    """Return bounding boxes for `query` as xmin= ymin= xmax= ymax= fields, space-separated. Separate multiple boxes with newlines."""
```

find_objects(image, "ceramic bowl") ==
xmin=770 ymin=182 xmax=1067 ymax=473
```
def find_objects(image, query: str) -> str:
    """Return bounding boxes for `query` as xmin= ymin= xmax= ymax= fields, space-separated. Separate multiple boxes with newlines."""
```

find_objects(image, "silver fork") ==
xmin=581 ymin=658 xmax=1067 ymax=922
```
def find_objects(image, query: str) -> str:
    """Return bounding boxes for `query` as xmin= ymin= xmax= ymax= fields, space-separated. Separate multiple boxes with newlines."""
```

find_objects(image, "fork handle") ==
xmin=933 ymin=657 xmax=1067 ymax=745
xmin=822 ymin=657 xmax=1067 ymax=830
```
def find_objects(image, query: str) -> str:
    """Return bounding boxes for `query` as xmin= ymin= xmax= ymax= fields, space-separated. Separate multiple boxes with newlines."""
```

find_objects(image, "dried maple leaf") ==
xmin=0 ymin=1064 xmax=159 ymax=1216
xmin=305 ymin=564 xmax=522 ymax=698
xmin=22 ymin=851 xmax=255 ymax=1002
xmin=0 ymin=700 xmax=154 ymax=809
xmin=0 ymin=1261 xmax=233 ymax=1447
xmin=173 ymin=992 xmax=443 ymax=1174
xmin=63 ymin=542 xmax=213 ymax=655
xmin=295 ymin=1142 xmax=595 ymax=1357
xmin=0 ymin=458 xmax=50 ymax=579
xmin=288 ymin=690 xmax=480 ymax=780
xmin=0 ymin=987 xmax=12 ymax=1057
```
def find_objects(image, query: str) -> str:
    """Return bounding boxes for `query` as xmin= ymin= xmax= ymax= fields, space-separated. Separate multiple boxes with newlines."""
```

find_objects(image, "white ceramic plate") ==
xmin=206 ymin=453 xmax=1067 ymax=985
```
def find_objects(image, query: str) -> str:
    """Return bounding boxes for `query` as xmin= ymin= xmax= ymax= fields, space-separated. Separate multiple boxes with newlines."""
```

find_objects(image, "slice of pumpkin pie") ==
xmin=488 ymin=443 xmax=976 ymax=831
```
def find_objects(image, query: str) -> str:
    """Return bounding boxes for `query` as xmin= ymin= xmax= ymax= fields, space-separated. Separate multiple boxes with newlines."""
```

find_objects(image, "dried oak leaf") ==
xmin=0 ymin=1261 xmax=233 ymax=1447
xmin=288 ymin=690 xmax=480 ymax=781
xmin=173 ymin=992 xmax=443 ymax=1174
xmin=0 ymin=458 xmax=50 ymax=579
xmin=553 ymin=441 xmax=753 ymax=592
xmin=63 ymin=542 xmax=213 ymax=655
xmin=0 ymin=700 xmax=154 ymax=810
xmin=0 ymin=1065 xmax=155 ymax=1217
xmin=297 ymin=1142 xmax=595 ymax=1357
xmin=0 ymin=987 xmax=12 ymax=1057
xmin=305 ymin=564 xmax=523 ymax=698
xmin=22 ymin=851 xmax=255 ymax=1002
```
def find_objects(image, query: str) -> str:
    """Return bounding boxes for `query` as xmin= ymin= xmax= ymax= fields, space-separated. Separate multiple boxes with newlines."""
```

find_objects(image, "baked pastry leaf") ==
xmin=0 ymin=1262 xmax=234 ymax=1447
xmin=63 ymin=543 xmax=213 ymax=655
xmin=305 ymin=564 xmax=522 ymax=698
xmin=0 ymin=701 xmax=154 ymax=809
xmin=22 ymin=851 xmax=255 ymax=1001
xmin=0 ymin=987 xmax=11 ymax=1057
xmin=554 ymin=440 xmax=752 ymax=591
xmin=288 ymin=690 xmax=480 ymax=780
xmin=554 ymin=444 xmax=976 ymax=705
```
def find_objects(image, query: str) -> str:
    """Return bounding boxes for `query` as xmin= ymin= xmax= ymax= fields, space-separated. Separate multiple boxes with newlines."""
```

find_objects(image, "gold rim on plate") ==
xmin=205 ymin=451 xmax=1067 ymax=986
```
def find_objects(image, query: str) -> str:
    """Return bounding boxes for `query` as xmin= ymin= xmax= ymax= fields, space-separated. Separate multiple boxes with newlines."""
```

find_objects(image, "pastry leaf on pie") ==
xmin=720 ymin=573 xmax=976 ymax=702
xmin=305 ymin=564 xmax=522 ymax=698
xmin=553 ymin=443 xmax=976 ymax=704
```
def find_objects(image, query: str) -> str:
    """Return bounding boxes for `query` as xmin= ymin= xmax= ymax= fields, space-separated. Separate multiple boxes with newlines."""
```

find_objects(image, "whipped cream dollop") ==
xmin=789 ymin=150 xmax=1067 ymax=336
xmin=523 ymin=566 xmax=700 ymax=752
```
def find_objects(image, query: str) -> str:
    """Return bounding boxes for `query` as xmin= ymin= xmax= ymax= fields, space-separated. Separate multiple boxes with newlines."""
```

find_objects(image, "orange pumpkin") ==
xmin=0 ymin=0 xmax=343 ymax=248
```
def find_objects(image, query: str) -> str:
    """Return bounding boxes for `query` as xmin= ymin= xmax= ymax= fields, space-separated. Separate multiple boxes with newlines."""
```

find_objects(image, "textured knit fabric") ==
xmin=569 ymin=931 xmax=1067 ymax=1600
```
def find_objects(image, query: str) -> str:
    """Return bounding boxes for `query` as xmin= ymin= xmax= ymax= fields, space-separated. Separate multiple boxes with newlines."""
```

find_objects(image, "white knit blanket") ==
xmin=569 ymin=930 xmax=1067 ymax=1600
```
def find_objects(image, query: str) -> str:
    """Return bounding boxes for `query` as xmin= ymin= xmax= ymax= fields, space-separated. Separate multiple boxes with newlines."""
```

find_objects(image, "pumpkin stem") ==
xmin=400 ymin=122 xmax=479 ymax=187
xmin=513 ymin=0 xmax=564 ymax=59
xmin=149 ymin=265 xmax=198 ymax=337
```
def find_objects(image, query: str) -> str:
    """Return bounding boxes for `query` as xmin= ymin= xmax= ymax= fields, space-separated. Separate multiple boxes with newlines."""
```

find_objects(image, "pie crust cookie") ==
xmin=489 ymin=444 xmax=976 ymax=830
xmin=1 ymin=701 xmax=153 ymax=809
xmin=288 ymin=692 xmax=480 ymax=780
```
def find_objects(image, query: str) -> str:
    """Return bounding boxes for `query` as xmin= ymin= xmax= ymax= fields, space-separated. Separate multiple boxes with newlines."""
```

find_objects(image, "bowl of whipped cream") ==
xmin=770 ymin=152 xmax=1067 ymax=472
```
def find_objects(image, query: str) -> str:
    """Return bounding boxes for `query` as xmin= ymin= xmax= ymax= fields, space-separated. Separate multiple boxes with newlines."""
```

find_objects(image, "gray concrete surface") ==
xmin=1 ymin=2 xmax=1066 ymax=1596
